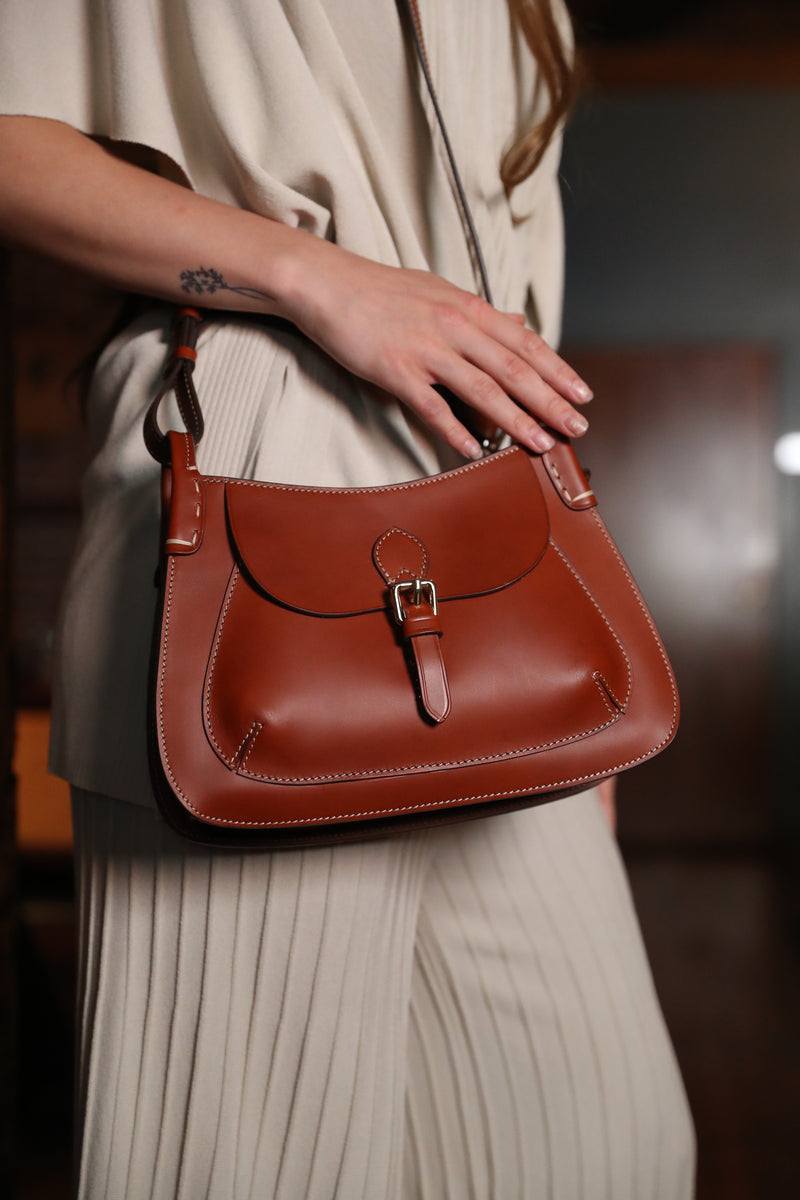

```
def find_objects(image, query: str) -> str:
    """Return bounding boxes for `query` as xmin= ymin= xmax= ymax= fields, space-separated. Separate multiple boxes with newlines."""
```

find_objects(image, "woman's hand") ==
xmin=282 ymin=241 xmax=592 ymax=459
xmin=0 ymin=116 xmax=592 ymax=458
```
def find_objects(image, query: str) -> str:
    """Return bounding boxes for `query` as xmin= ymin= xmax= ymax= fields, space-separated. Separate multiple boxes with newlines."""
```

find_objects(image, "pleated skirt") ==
xmin=72 ymin=788 xmax=696 ymax=1200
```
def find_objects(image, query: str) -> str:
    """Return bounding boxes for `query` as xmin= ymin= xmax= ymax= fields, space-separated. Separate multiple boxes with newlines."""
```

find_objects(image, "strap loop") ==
xmin=144 ymin=307 xmax=205 ymax=464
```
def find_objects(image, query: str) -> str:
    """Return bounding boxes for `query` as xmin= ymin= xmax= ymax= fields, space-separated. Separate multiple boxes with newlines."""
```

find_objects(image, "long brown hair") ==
xmin=502 ymin=0 xmax=579 ymax=191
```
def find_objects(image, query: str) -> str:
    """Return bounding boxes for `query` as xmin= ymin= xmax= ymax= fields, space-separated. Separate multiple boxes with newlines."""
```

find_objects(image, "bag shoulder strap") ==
xmin=400 ymin=0 xmax=493 ymax=306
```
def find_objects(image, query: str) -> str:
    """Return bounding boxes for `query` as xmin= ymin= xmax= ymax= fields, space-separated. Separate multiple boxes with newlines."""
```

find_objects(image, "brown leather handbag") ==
xmin=142 ymin=0 xmax=679 ymax=847
xmin=145 ymin=397 xmax=677 ymax=847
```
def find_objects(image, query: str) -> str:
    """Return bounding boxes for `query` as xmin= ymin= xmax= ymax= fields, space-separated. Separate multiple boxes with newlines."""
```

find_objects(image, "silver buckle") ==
xmin=391 ymin=578 xmax=438 ymax=623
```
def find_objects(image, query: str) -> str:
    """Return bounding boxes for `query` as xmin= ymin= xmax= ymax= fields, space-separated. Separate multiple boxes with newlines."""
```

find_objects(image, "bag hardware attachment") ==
xmin=391 ymin=578 xmax=439 ymax=623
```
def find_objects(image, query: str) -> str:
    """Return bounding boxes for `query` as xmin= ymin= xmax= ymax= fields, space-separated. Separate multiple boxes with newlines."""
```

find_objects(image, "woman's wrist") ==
xmin=264 ymin=227 xmax=348 ymax=332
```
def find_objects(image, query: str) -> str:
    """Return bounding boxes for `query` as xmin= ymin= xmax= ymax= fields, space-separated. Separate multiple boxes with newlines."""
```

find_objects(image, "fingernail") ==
xmin=531 ymin=430 xmax=556 ymax=452
xmin=573 ymin=381 xmax=593 ymax=402
xmin=464 ymin=437 xmax=483 ymax=460
xmin=567 ymin=414 xmax=589 ymax=436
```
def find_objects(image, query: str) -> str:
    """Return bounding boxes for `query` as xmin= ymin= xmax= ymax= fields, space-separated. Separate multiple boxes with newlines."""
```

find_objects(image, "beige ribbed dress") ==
xmin=1 ymin=1 xmax=695 ymax=1195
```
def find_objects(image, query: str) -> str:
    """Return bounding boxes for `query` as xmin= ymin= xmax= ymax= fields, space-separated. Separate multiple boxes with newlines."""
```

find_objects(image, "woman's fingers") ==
xmin=462 ymin=296 xmax=592 ymax=404
xmin=452 ymin=327 xmax=590 ymax=441
xmin=395 ymin=322 xmax=593 ymax=456
xmin=489 ymin=313 xmax=593 ymax=405
xmin=401 ymin=380 xmax=485 ymax=459
xmin=429 ymin=353 xmax=558 ymax=453
xmin=421 ymin=295 xmax=593 ymax=443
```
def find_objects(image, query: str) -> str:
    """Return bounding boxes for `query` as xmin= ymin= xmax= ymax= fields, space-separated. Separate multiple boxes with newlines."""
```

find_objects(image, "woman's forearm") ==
xmin=0 ymin=115 xmax=593 ymax=458
xmin=0 ymin=115 xmax=319 ymax=317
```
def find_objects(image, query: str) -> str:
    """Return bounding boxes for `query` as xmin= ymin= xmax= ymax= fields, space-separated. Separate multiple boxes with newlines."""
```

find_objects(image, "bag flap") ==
xmin=224 ymin=446 xmax=550 ymax=616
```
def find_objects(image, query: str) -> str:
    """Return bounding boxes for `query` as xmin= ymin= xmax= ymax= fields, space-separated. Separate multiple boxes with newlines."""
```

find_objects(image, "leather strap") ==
xmin=163 ymin=430 xmax=205 ymax=553
xmin=401 ymin=0 xmax=493 ymax=307
xmin=144 ymin=307 xmax=205 ymax=464
xmin=400 ymin=0 xmax=502 ymax=452
xmin=401 ymin=599 xmax=451 ymax=723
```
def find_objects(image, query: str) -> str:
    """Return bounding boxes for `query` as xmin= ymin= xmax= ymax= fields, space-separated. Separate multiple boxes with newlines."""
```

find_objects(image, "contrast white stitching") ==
xmin=232 ymin=721 xmax=257 ymax=765
xmin=589 ymin=509 xmax=679 ymax=736
xmin=544 ymin=459 xmax=594 ymax=507
xmin=546 ymin=459 xmax=572 ymax=501
xmin=203 ymin=567 xmax=241 ymax=763
xmin=208 ymin=445 xmax=520 ymax=494
xmin=373 ymin=528 xmax=429 ymax=583
xmin=162 ymin=757 xmax=663 ymax=829
xmin=593 ymin=671 xmax=624 ymax=714
xmin=240 ymin=725 xmax=263 ymax=772
xmin=238 ymin=721 xmax=263 ymax=772
xmin=165 ymin=436 xmax=203 ymax=548
xmin=550 ymin=542 xmax=632 ymax=708
xmin=228 ymin=707 xmax=617 ymax=783
xmin=592 ymin=673 xmax=620 ymax=720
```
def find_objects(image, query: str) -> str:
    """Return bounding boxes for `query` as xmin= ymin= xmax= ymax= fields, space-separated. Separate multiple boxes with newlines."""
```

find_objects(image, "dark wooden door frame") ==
xmin=0 ymin=246 xmax=17 ymax=1189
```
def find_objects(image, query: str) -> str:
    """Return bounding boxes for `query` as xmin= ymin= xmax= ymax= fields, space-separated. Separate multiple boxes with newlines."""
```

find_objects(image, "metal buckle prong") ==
xmin=391 ymin=578 xmax=438 ymax=623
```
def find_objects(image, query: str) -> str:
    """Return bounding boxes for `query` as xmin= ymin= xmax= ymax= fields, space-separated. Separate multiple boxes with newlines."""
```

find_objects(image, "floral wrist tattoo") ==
xmin=179 ymin=267 xmax=272 ymax=303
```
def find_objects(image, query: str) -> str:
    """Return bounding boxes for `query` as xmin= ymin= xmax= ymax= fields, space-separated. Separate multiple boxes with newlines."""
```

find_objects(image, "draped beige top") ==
xmin=0 ymin=0 xmax=568 ymax=807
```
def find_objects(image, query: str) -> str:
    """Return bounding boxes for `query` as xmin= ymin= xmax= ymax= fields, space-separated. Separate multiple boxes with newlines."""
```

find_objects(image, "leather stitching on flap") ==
xmin=224 ymin=447 xmax=548 ymax=617
xmin=373 ymin=528 xmax=429 ymax=584
xmin=200 ymin=548 xmax=626 ymax=784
